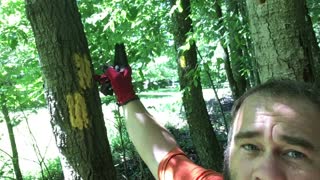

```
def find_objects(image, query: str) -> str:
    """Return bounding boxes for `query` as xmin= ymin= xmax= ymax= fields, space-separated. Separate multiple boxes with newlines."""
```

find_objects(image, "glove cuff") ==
xmin=114 ymin=82 xmax=138 ymax=105
xmin=117 ymin=93 xmax=139 ymax=106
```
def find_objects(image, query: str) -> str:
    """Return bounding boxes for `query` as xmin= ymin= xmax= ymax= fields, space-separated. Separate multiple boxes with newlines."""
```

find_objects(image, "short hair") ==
xmin=231 ymin=79 xmax=320 ymax=122
xmin=223 ymin=79 xmax=320 ymax=177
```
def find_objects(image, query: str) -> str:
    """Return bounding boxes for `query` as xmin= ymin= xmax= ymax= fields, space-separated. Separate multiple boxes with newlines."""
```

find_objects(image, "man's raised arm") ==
xmin=105 ymin=66 xmax=178 ymax=178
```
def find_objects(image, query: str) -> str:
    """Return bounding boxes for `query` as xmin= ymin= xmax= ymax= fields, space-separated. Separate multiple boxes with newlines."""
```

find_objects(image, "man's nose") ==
xmin=252 ymin=155 xmax=287 ymax=180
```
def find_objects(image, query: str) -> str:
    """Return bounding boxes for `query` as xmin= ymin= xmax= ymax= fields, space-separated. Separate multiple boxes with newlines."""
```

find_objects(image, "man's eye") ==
xmin=241 ymin=144 xmax=260 ymax=152
xmin=283 ymin=150 xmax=306 ymax=159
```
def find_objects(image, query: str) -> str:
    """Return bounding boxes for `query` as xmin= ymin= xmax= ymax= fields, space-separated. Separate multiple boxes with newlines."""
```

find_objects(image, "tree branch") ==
xmin=0 ymin=148 xmax=12 ymax=159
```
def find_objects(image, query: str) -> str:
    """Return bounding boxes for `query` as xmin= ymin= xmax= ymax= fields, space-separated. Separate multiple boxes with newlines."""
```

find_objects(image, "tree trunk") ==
xmin=214 ymin=1 xmax=239 ymax=99
xmin=214 ymin=0 xmax=248 ymax=98
xmin=0 ymin=94 xmax=23 ymax=180
xmin=169 ymin=0 xmax=223 ymax=171
xmin=225 ymin=0 xmax=249 ymax=96
xmin=237 ymin=0 xmax=261 ymax=86
xmin=246 ymin=0 xmax=320 ymax=84
xmin=25 ymin=1 xmax=117 ymax=179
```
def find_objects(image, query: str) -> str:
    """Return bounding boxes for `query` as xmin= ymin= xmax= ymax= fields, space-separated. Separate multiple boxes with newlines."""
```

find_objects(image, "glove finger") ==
xmin=100 ymin=83 xmax=113 ymax=96
xmin=100 ymin=73 xmax=108 ymax=79
xmin=93 ymin=74 xmax=101 ymax=81
xmin=123 ymin=66 xmax=132 ymax=77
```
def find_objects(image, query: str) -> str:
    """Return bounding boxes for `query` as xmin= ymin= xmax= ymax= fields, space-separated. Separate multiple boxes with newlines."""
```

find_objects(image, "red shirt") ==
xmin=158 ymin=147 xmax=224 ymax=180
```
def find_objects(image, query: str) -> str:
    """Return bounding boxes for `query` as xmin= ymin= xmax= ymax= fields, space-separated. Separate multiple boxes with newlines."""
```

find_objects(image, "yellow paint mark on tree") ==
xmin=74 ymin=53 xmax=92 ymax=90
xmin=66 ymin=92 xmax=89 ymax=130
xmin=179 ymin=55 xmax=186 ymax=68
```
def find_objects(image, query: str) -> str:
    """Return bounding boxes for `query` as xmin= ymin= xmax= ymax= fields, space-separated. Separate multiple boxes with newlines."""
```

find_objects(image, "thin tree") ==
xmin=169 ymin=0 xmax=223 ymax=171
xmin=0 ymin=94 xmax=23 ymax=180
xmin=224 ymin=0 xmax=250 ymax=94
xmin=212 ymin=0 xmax=249 ymax=98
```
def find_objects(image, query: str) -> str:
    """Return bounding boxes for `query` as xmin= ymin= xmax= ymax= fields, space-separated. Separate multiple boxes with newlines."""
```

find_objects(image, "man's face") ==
xmin=227 ymin=95 xmax=320 ymax=180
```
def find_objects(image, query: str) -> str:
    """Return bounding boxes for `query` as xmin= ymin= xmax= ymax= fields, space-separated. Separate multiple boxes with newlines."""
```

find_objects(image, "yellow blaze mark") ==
xmin=66 ymin=92 xmax=89 ymax=130
xmin=74 ymin=53 xmax=92 ymax=90
xmin=180 ymin=55 xmax=186 ymax=68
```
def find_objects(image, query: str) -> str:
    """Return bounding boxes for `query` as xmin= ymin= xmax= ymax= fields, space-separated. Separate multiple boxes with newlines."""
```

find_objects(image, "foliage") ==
xmin=206 ymin=96 xmax=233 ymax=146
xmin=0 ymin=0 xmax=45 ymax=111
xmin=307 ymin=0 xmax=320 ymax=44
xmin=78 ymin=0 xmax=176 ymax=85
xmin=0 ymin=152 xmax=14 ymax=180
xmin=109 ymin=107 xmax=153 ymax=179
xmin=0 ymin=1 xmax=44 ymax=178
xmin=23 ymin=158 xmax=64 ymax=180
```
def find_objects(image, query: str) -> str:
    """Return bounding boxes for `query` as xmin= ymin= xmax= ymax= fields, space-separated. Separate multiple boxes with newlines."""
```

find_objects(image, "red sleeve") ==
xmin=158 ymin=147 xmax=224 ymax=180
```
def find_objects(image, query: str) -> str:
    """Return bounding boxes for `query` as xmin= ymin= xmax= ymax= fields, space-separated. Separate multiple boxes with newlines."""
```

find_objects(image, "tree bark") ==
xmin=1 ymin=94 xmax=23 ymax=180
xmin=169 ymin=0 xmax=223 ymax=171
xmin=25 ymin=1 xmax=116 ymax=179
xmin=246 ymin=0 xmax=320 ymax=84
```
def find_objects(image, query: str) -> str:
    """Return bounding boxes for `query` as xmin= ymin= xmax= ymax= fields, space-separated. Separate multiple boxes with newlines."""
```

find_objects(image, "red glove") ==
xmin=106 ymin=66 xmax=138 ymax=105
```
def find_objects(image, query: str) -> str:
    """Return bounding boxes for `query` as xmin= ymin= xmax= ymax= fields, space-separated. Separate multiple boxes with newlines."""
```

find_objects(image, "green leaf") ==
xmin=216 ymin=57 xmax=224 ymax=67
xmin=177 ymin=0 xmax=183 ymax=12
xmin=204 ymin=62 xmax=210 ymax=72
xmin=138 ymin=68 xmax=145 ymax=80
xmin=104 ymin=21 xmax=115 ymax=32
xmin=193 ymin=79 xmax=198 ymax=87
xmin=126 ymin=6 xmax=139 ymax=21
xmin=9 ymin=36 xmax=18 ymax=50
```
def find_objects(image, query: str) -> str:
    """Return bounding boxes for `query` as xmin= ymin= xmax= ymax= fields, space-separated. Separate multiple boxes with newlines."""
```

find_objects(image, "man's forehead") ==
xmin=232 ymin=94 xmax=320 ymax=132
xmin=242 ymin=95 xmax=299 ymax=116
xmin=233 ymin=95 xmax=273 ymax=129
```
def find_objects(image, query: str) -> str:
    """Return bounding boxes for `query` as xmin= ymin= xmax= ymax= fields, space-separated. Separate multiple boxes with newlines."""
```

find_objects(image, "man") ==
xmin=99 ymin=66 xmax=320 ymax=180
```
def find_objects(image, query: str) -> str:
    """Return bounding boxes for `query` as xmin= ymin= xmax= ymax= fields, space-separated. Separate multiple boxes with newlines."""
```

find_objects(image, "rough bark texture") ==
xmin=246 ymin=0 xmax=320 ymax=84
xmin=25 ymin=1 xmax=116 ymax=179
xmin=170 ymin=0 xmax=223 ymax=172
xmin=1 ymin=95 xmax=23 ymax=180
